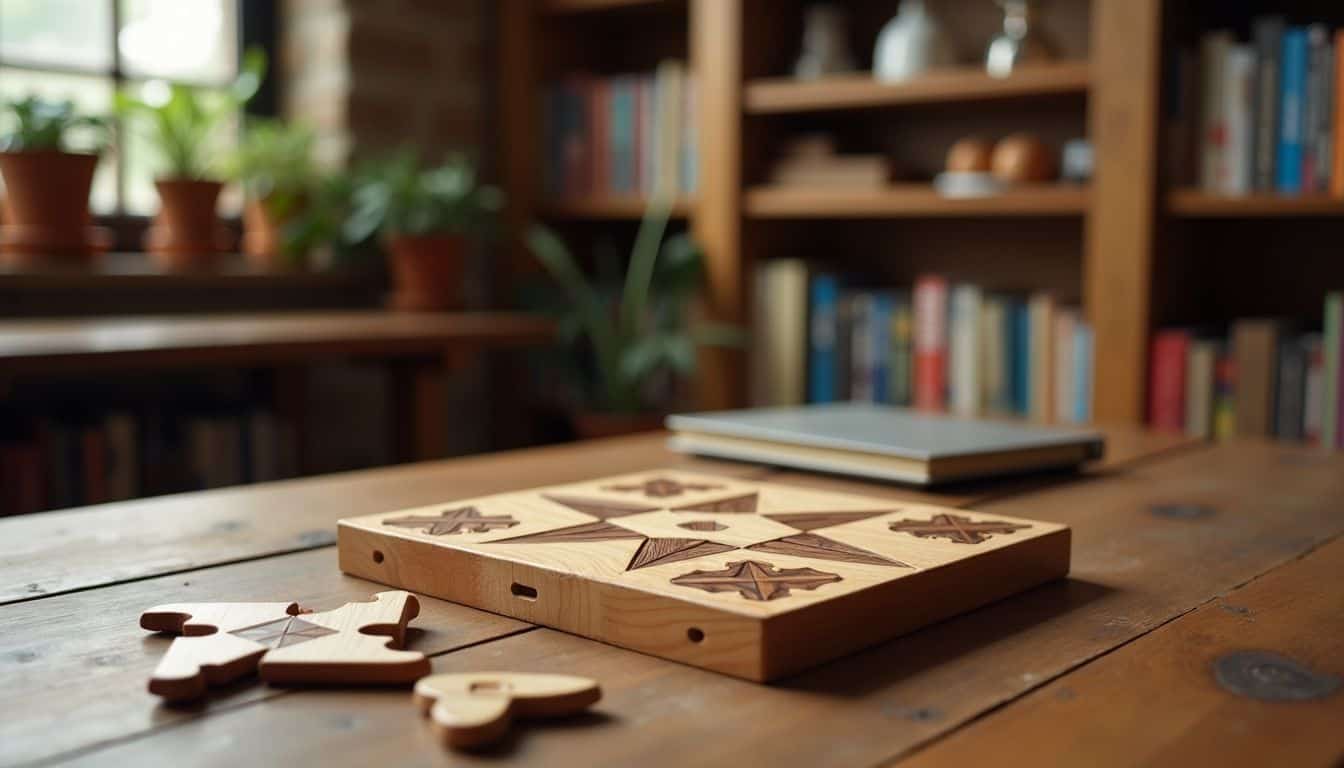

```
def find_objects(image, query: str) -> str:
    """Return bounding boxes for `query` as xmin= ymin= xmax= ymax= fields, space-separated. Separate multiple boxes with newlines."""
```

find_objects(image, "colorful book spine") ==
xmin=808 ymin=275 xmax=840 ymax=403
xmin=1149 ymin=330 xmax=1190 ymax=432
xmin=1223 ymin=44 xmax=1258 ymax=194
xmin=1274 ymin=336 xmax=1309 ymax=440
xmin=913 ymin=275 xmax=949 ymax=412
xmin=1053 ymin=309 xmax=1077 ymax=424
xmin=871 ymin=293 xmax=893 ymax=404
xmin=1200 ymin=31 xmax=1232 ymax=191
xmin=1213 ymin=349 xmax=1238 ymax=440
xmin=1252 ymin=16 xmax=1285 ymax=191
xmin=1275 ymin=27 xmax=1309 ymax=194
xmin=949 ymin=284 xmax=982 ymax=417
xmin=849 ymin=294 xmax=874 ymax=401
xmin=1010 ymin=301 xmax=1030 ymax=415
xmin=1305 ymin=25 xmax=1334 ymax=193
xmin=1334 ymin=29 xmax=1344 ymax=199
xmin=609 ymin=77 xmax=637 ymax=195
xmin=980 ymin=296 xmax=1008 ymax=414
xmin=1073 ymin=322 xmax=1094 ymax=424
xmin=887 ymin=295 xmax=914 ymax=407
xmin=1028 ymin=293 xmax=1055 ymax=422
xmin=1304 ymin=336 xmax=1326 ymax=444
xmin=1185 ymin=339 xmax=1217 ymax=439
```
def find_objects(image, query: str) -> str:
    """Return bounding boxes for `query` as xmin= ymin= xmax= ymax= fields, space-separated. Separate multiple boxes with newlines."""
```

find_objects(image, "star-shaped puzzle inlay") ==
xmin=230 ymin=616 xmax=337 ymax=649
xmin=490 ymin=499 xmax=908 ymax=576
xmin=888 ymin=513 xmax=1030 ymax=544
xmin=602 ymin=477 xmax=724 ymax=498
xmin=670 ymin=560 xmax=842 ymax=601
xmin=383 ymin=506 xmax=520 ymax=536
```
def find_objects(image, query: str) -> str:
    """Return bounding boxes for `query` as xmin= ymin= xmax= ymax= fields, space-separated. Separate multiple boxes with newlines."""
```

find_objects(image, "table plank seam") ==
xmin=17 ymin=625 xmax=543 ymax=768
xmin=872 ymin=528 xmax=1344 ymax=768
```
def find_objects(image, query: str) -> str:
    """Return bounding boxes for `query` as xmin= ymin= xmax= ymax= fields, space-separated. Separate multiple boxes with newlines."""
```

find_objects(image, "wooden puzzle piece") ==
xmin=141 ymin=591 xmax=429 ymax=701
xmin=259 ymin=590 xmax=431 ymax=684
xmin=140 ymin=601 xmax=299 ymax=701
xmin=414 ymin=673 xmax=601 ymax=749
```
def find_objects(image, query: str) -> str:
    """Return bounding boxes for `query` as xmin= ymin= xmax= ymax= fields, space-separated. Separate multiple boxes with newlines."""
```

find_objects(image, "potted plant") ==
xmin=345 ymin=151 xmax=502 ymax=311
xmin=226 ymin=119 xmax=316 ymax=270
xmin=526 ymin=200 xmax=744 ymax=438
xmin=115 ymin=49 xmax=265 ymax=270
xmin=0 ymin=97 xmax=110 ymax=266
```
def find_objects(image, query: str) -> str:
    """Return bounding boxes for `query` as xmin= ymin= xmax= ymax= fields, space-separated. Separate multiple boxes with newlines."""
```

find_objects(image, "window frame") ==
xmin=0 ymin=0 xmax=278 ymax=250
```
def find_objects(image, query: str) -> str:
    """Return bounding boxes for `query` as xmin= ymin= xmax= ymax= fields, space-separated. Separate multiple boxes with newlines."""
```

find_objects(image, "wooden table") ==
xmin=3 ymin=428 xmax=1342 ymax=767
xmin=0 ymin=311 xmax=553 ymax=462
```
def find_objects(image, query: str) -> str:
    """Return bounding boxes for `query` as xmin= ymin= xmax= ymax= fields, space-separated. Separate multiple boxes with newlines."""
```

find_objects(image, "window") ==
xmin=0 ymin=0 xmax=254 ymax=216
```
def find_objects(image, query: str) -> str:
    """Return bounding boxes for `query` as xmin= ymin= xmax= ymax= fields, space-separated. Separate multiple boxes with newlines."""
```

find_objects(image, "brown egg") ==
xmin=991 ymin=133 xmax=1057 ymax=183
xmin=945 ymin=137 xmax=994 ymax=173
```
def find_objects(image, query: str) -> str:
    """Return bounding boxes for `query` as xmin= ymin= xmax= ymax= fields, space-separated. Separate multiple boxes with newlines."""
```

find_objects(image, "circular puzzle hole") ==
xmin=687 ymin=627 xmax=705 ymax=643
xmin=372 ymin=550 xmax=385 ymax=564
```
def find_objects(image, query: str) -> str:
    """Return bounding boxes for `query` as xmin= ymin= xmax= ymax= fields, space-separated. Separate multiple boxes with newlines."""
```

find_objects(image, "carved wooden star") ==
xmin=383 ymin=507 xmax=519 ymax=536
xmin=670 ymin=560 xmax=842 ymax=601
xmin=888 ymin=513 xmax=1030 ymax=544
xmin=602 ymin=477 xmax=724 ymax=498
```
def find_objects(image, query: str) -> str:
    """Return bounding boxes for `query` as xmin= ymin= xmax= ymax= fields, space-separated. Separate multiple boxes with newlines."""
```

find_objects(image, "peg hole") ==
xmin=511 ymin=582 xmax=538 ymax=601
xmin=687 ymin=627 xmax=705 ymax=643
xmin=371 ymin=550 xmax=384 ymax=564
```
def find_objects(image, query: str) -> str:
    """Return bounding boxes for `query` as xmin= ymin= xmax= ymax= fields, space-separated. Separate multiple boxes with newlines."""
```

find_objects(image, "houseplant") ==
xmin=0 ymin=97 xmax=110 ymax=266
xmin=115 ymin=48 xmax=265 ymax=270
xmin=526 ymin=200 xmax=744 ymax=437
xmin=226 ymin=119 xmax=316 ymax=270
xmin=345 ymin=151 xmax=501 ymax=311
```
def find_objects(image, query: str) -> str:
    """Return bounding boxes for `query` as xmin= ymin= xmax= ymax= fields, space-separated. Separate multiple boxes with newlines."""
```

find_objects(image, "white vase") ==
xmin=873 ymin=0 xmax=954 ymax=82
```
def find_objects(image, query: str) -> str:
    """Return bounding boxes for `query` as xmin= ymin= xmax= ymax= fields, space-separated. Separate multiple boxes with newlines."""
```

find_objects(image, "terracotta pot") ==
xmin=145 ymin=178 xmax=231 ymax=271
xmin=242 ymin=196 xmax=302 ymax=271
xmin=571 ymin=411 xmax=666 ymax=440
xmin=385 ymin=233 xmax=466 ymax=311
xmin=0 ymin=150 xmax=103 ymax=265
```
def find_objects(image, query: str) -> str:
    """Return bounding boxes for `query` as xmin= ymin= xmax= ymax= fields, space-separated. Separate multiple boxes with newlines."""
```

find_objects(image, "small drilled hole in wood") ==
xmin=511 ymin=582 xmax=538 ymax=601
xmin=372 ymin=550 xmax=384 ymax=564
xmin=687 ymin=627 xmax=705 ymax=643
xmin=470 ymin=680 xmax=510 ymax=693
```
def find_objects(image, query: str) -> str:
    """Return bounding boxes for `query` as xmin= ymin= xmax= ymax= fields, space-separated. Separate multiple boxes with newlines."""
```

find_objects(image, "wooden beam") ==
xmin=690 ymin=0 xmax=746 ymax=410
xmin=1085 ymin=0 xmax=1162 ymax=424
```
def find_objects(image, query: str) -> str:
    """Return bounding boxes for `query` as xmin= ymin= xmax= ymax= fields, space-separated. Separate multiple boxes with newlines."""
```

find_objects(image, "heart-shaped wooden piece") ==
xmin=413 ymin=672 xmax=601 ymax=749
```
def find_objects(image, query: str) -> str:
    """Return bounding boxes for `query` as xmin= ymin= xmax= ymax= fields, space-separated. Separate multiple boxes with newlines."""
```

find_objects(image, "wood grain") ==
xmin=1085 ymin=0 xmax=1161 ymax=423
xmin=0 ymin=434 xmax=767 ymax=604
xmin=1167 ymin=189 xmax=1344 ymax=217
xmin=67 ymin=439 xmax=1344 ymax=767
xmin=414 ymin=672 xmax=602 ymax=749
xmin=0 ymin=311 xmax=552 ymax=376
xmin=744 ymin=62 xmax=1091 ymax=114
xmin=898 ymin=535 xmax=1344 ymax=768
xmin=0 ymin=548 xmax=531 ymax=766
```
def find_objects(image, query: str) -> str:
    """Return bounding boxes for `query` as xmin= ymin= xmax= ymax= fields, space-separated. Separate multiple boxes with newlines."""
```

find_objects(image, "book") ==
xmin=980 ymin=296 xmax=1009 ymax=415
xmin=1213 ymin=347 xmax=1237 ymax=440
xmin=1274 ymin=335 xmax=1310 ymax=440
xmin=0 ymin=441 xmax=42 ymax=515
xmin=769 ymin=155 xmax=888 ymax=187
xmin=1304 ymin=25 xmax=1334 ymax=193
xmin=807 ymin=274 xmax=841 ymax=403
xmin=913 ymin=275 xmax=949 ymax=412
xmin=949 ymin=284 xmax=982 ymax=417
xmin=870 ymin=293 xmax=893 ymax=404
xmin=1028 ymin=293 xmax=1056 ymax=422
xmin=1010 ymin=300 xmax=1031 ymax=415
xmin=1252 ymin=17 xmax=1286 ymax=191
xmin=1325 ymin=292 xmax=1343 ymax=448
xmin=1231 ymin=319 xmax=1280 ymax=437
xmin=1200 ymin=30 xmax=1233 ymax=191
xmin=849 ymin=293 xmax=875 ymax=402
xmin=1185 ymin=339 xmax=1217 ymax=438
xmin=609 ymin=76 xmax=638 ymax=195
xmin=835 ymin=294 xmax=853 ymax=402
xmin=887 ymin=294 xmax=914 ymax=407
xmin=752 ymin=259 xmax=809 ymax=407
xmin=1073 ymin=321 xmax=1094 ymax=424
xmin=681 ymin=71 xmax=698 ymax=194
xmin=653 ymin=60 xmax=685 ymax=197
xmin=1304 ymin=335 xmax=1326 ymax=444
xmin=1053 ymin=308 xmax=1077 ymax=424
xmin=1334 ymin=29 xmax=1344 ymax=199
xmin=667 ymin=403 xmax=1105 ymax=486
xmin=1222 ymin=44 xmax=1258 ymax=194
xmin=1149 ymin=330 xmax=1190 ymax=432
xmin=589 ymin=79 xmax=610 ymax=197
xmin=1276 ymin=27 xmax=1309 ymax=194
xmin=103 ymin=411 xmax=138 ymax=502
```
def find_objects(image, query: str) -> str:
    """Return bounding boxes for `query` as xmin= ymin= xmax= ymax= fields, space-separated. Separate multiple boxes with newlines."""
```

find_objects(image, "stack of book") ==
xmin=1190 ymin=19 xmax=1344 ymax=196
xmin=751 ymin=261 xmax=1093 ymax=425
xmin=0 ymin=407 xmax=297 ymax=516
xmin=542 ymin=60 xmax=697 ymax=201
xmin=1148 ymin=292 xmax=1344 ymax=446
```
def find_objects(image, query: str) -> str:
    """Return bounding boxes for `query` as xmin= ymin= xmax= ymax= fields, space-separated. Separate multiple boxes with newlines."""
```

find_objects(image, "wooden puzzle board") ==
xmin=338 ymin=470 xmax=1070 ymax=681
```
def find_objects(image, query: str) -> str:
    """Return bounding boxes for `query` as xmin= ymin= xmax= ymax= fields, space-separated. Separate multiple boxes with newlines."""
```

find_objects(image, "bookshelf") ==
xmin=498 ymin=0 xmax=1172 ymax=424
xmin=539 ymin=196 xmax=693 ymax=219
xmin=1167 ymin=189 xmax=1344 ymax=218
xmin=745 ymin=61 xmax=1091 ymax=114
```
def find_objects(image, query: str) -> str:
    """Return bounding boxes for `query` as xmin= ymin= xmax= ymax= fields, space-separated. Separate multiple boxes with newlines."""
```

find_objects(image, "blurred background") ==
xmin=1 ymin=0 xmax=1342 ymax=515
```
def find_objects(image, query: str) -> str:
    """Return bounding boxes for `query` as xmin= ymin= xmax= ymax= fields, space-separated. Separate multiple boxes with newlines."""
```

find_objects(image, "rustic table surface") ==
xmin=3 ymin=428 xmax=1341 ymax=767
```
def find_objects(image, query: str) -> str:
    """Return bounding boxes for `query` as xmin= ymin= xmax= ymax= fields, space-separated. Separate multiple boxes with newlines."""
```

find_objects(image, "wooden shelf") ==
xmin=539 ymin=197 xmax=692 ymax=220
xmin=1167 ymin=189 xmax=1344 ymax=218
xmin=744 ymin=62 xmax=1091 ymax=115
xmin=542 ymin=0 xmax=674 ymax=14
xmin=745 ymin=184 xmax=1089 ymax=218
